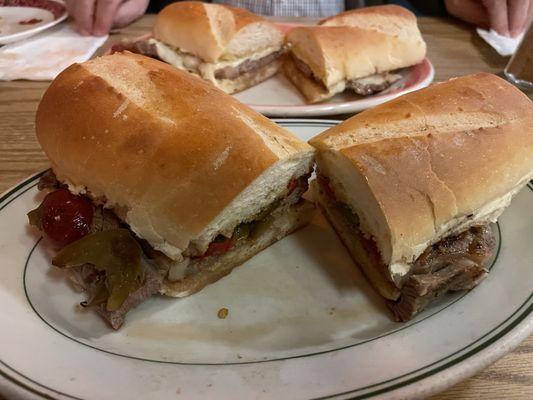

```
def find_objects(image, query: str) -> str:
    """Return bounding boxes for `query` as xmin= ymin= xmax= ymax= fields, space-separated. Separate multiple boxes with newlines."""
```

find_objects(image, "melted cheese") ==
xmin=150 ymin=38 xmax=280 ymax=82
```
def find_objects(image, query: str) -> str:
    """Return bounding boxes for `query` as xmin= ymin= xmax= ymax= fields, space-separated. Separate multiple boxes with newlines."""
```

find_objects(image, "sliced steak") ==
xmin=110 ymin=39 xmax=159 ymax=59
xmin=70 ymin=261 xmax=163 ymax=330
xmin=412 ymin=225 xmax=496 ymax=275
xmin=390 ymin=262 xmax=487 ymax=322
xmin=133 ymin=39 xmax=159 ymax=58
xmin=291 ymin=53 xmax=402 ymax=95
xmin=389 ymin=225 xmax=496 ymax=321
xmin=318 ymin=176 xmax=496 ymax=322
xmin=214 ymin=49 xmax=284 ymax=80
xmin=36 ymin=171 xmax=162 ymax=329
xmin=96 ymin=261 xmax=162 ymax=330
xmin=291 ymin=54 xmax=315 ymax=79
xmin=347 ymin=72 xmax=402 ymax=96
xmin=36 ymin=169 xmax=310 ymax=329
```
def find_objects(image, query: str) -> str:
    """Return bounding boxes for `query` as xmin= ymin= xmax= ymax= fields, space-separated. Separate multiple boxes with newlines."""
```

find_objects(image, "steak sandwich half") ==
xmin=309 ymin=73 xmax=533 ymax=321
xmin=29 ymin=52 xmax=315 ymax=329
xmin=284 ymin=5 xmax=426 ymax=103
xmin=115 ymin=1 xmax=284 ymax=94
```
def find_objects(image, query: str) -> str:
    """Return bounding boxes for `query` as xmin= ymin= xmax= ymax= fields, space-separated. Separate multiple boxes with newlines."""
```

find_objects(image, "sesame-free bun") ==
xmin=284 ymin=5 xmax=426 ymax=102
xmin=153 ymin=1 xmax=283 ymax=63
xmin=310 ymin=73 xmax=533 ymax=270
xmin=319 ymin=4 xmax=419 ymax=29
xmin=36 ymin=52 xmax=314 ymax=261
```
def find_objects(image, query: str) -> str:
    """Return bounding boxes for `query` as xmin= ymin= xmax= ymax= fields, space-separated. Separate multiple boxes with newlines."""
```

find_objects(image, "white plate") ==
xmin=0 ymin=1 xmax=67 ymax=45
xmin=0 ymin=120 xmax=531 ymax=400
xmin=234 ymin=59 xmax=434 ymax=117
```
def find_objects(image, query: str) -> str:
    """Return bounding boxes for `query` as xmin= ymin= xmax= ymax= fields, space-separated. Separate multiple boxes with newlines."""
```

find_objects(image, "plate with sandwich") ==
xmin=0 ymin=53 xmax=532 ymax=400
xmin=110 ymin=3 xmax=434 ymax=117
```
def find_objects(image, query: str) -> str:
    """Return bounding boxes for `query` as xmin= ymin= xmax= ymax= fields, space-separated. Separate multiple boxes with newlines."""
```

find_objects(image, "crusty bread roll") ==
xmin=319 ymin=4 xmax=421 ymax=31
xmin=310 ymin=73 xmax=533 ymax=305
xmin=150 ymin=1 xmax=284 ymax=94
xmin=284 ymin=5 xmax=426 ymax=103
xmin=154 ymin=1 xmax=283 ymax=62
xmin=36 ymin=52 xmax=315 ymax=269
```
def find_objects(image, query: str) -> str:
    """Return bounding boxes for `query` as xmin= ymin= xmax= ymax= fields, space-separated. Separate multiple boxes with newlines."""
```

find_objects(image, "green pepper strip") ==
xmin=52 ymin=229 xmax=143 ymax=311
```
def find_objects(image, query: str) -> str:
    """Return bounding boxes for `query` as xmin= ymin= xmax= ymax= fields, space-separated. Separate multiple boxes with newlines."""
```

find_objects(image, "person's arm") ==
xmin=65 ymin=0 xmax=150 ymax=36
xmin=445 ymin=0 xmax=533 ymax=37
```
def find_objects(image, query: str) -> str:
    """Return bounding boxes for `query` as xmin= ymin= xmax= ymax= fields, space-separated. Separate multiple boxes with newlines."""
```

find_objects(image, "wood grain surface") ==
xmin=0 ymin=15 xmax=531 ymax=400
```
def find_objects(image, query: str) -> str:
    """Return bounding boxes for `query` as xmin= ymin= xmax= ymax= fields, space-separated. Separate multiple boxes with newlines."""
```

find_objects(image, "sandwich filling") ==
xmin=28 ymin=169 xmax=311 ymax=329
xmin=317 ymin=174 xmax=496 ymax=321
xmin=291 ymin=53 xmax=403 ymax=96
xmin=111 ymin=38 xmax=284 ymax=86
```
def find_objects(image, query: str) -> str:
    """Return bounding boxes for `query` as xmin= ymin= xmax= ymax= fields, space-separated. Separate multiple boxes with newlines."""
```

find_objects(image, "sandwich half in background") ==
xmin=29 ymin=52 xmax=315 ymax=329
xmin=113 ymin=1 xmax=284 ymax=94
xmin=309 ymin=73 xmax=533 ymax=320
xmin=284 ymin=5 xmax=426 ymax=103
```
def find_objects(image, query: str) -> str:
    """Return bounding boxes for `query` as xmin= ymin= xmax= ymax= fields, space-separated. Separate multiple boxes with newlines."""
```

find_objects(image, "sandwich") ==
xmin=283 ymin=5 xmax=426 ymax=103
xmin=112 ymin=1 xmax=285 ymax=94
xmin=309 ymin=73 xmax=533 ymax=321
xmin=28 ymin=52 xmax=315 ymax=329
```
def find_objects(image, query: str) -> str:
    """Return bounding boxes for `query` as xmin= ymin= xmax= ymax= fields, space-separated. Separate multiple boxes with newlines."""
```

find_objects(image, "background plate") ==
xmin=0 ymin=1 xmax=67 ymax=45
xmin=235 ymin=59 xmax=434 ymax=117
xmin=105 ymin=28 xmax=434 ymax=118
xmin=0 ymin=120 xmax=531 ymax=399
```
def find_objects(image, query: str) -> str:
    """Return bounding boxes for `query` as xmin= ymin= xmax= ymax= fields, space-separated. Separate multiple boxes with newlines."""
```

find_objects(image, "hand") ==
xmin=65 ymin=0 xmax=150 ymax=36
xmin=445 ymin=0 xmax=533 ymax=37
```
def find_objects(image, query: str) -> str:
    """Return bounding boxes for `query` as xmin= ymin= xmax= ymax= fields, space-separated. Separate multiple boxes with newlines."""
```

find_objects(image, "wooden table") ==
xmin=0 ymin=15 xmax=531 ymax=400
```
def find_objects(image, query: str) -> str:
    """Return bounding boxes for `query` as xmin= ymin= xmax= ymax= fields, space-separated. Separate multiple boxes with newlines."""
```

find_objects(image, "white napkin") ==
xmin=477 ymin=28 xmax=524 ymax=56
xmin=0 ymin=24 xmax=107 ymax=81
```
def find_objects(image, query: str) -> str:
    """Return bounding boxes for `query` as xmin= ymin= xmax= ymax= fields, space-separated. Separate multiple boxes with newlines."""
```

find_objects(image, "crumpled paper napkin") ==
xmin=477 ymin=28 xmax=524 ymax=56
xmin=0 ymin=24 xmax=107 ymax=80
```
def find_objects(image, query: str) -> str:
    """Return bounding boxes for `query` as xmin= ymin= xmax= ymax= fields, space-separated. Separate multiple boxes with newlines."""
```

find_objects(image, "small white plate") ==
xmin=0 ymin=120 xmax=531 ymax=400
xmin=235 ymin=59 xmax=435 ymax=117
xmin=0 ymin=1 xmax=67 ymax=45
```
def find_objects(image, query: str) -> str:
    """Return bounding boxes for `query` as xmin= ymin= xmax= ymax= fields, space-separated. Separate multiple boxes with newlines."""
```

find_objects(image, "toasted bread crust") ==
xmin=36 ymin=52 xmax=314 ymax=260
xmin=154 ymin=1 xmax=283 ymax=63
xmin=310 ymin=73 xmax=533 ymax=266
